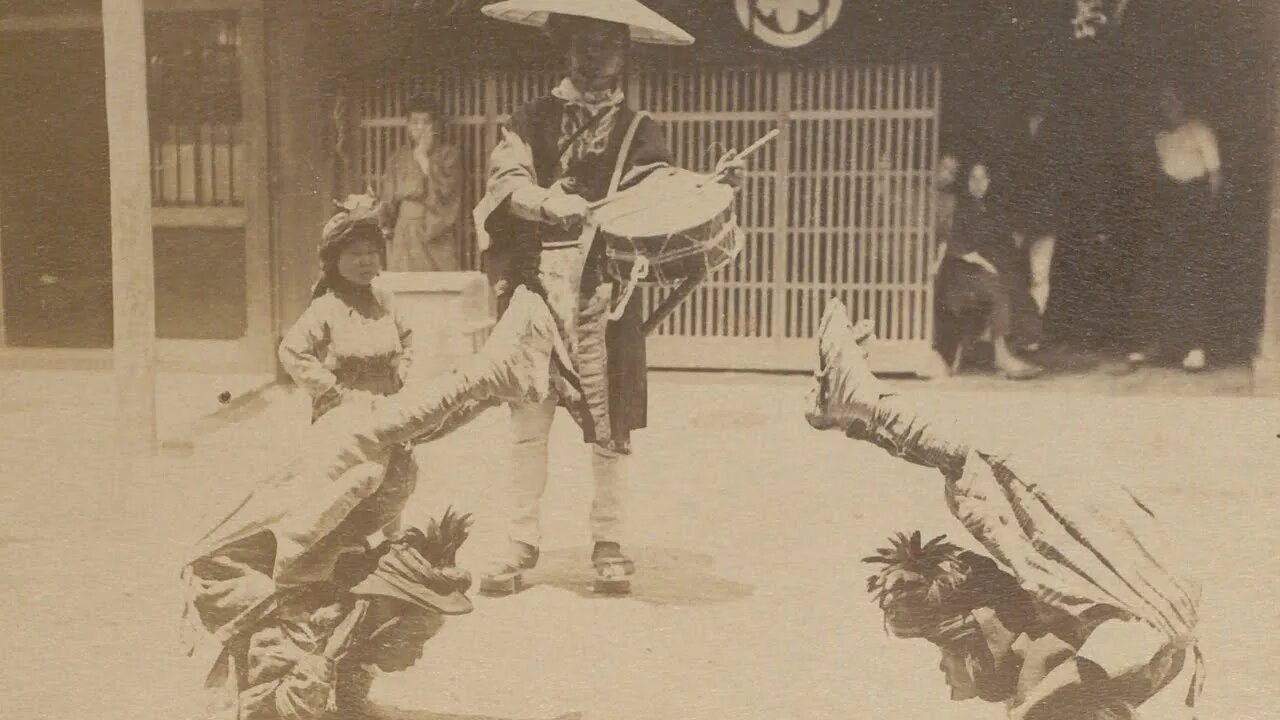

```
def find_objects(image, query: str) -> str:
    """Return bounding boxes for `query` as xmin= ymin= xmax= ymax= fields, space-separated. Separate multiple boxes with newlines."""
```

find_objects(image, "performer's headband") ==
xmin=924 ymin=613 xmax=983 ymax=647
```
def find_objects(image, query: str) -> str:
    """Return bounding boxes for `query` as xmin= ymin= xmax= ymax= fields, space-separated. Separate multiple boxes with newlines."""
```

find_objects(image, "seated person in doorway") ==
xmin=936 ymin=161 xmax=1044 ymax=379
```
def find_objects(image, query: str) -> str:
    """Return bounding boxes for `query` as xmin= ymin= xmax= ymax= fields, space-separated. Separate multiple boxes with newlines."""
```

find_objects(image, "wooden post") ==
xmin=102 ymin=0 xmax=158 ymax=458
xmin=268 ymin=0 xmax=336 ymax=369
xmin=1254 ymin=14 xmax=1280 ymax=394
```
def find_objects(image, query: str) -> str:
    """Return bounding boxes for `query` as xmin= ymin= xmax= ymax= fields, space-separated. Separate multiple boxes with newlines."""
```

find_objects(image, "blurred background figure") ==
xmin=1006 ymin=97 xmax=1064 ymax=318
xmin=934 ymin=151 xmax=960 ymax=253
xmin=936 ymin=160 xmax=1044 ymax=380
xmin=378 ymin=92 xmax=463 ymax=272
xmin=1125 ymin=82 xmax=1223 ymax=372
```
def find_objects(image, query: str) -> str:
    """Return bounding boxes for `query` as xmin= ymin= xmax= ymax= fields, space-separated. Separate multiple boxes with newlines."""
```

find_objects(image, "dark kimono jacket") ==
xmin=474 ymin=91 xmax=673 ymax=451
xmin=947 ymin=198 xmax=1018 ymax=274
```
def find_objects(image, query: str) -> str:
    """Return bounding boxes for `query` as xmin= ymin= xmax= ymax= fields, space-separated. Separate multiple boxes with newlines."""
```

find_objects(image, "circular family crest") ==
xmin=734 ymin=0 xmax=843 ymax=49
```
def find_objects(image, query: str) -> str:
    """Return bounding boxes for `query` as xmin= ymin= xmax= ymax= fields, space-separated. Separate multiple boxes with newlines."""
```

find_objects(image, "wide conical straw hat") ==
xmin=481 ymin=0 xmax=694 ymax=46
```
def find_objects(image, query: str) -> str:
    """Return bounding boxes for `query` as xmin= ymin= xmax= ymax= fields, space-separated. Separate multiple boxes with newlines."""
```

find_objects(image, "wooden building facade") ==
xmin=1 ymin=0 xmax=274 ymax=370
xmin=3 ymin=0 xmax=1280 ymax=388
xmin=353 ymin=63 xmax=944 ymax=373
xmin=339 ymin=1 xmax=959 ymax=374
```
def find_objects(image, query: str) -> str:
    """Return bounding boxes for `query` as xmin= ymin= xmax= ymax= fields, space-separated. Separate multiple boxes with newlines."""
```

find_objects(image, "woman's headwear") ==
xmin=351 ymin=510 xmax=475 ymax=615
xmin=312 ymin=192 xmax=386 ymax=298
xmin=321 ymin=192 xmax=384 ymax=260
xmin=480 ymin=0 xmax=695 ymax=46
xmin=864 ymin=531 xmax=1027 ymax=645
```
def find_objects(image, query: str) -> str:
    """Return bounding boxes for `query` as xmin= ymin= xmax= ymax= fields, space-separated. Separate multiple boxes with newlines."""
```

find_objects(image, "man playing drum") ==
xmin=473 ymin=0 xmax=743 ymax=595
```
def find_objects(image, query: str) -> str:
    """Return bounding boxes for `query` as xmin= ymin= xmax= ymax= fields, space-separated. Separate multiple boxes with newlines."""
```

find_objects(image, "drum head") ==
xmin=595 ymin=168 xmax=736 ymax=239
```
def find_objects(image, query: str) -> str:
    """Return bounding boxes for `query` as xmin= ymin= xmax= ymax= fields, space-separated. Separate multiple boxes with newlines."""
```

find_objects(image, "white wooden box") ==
xmin=374 ymin=271 xmax=495 ymax=379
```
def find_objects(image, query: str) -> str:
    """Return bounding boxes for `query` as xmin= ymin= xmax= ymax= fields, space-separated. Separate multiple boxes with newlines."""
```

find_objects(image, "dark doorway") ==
xmin=0 ymin=30 xmax=113 ymax=348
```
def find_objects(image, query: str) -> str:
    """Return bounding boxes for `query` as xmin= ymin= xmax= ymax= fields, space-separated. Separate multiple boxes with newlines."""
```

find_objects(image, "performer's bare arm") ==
xmin=1007 ymin=657 xmax=1100 ymax=720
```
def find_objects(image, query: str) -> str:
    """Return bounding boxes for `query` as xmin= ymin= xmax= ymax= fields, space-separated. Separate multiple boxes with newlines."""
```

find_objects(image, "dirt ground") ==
xmin=0 ymin=369 xmax=1276 ymax=720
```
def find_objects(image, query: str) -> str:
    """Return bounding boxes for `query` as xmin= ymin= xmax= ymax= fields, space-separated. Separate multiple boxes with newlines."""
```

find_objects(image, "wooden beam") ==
xmin=240 ymin=0 xmax=275 ymax=368
xmin=150 ymin=206 xmax=247 ymax=228
xmin=0 ymin=182 xmax=5 ymax=348
xmin=2 ymin=2 xmax=243 ymax=33
xmin=1255 ymin=14 xmax=1280 ymax=394
xmin=102 ymin=0 xmax=158 ymax=459
xmin=145 ymin=0 xmax=244 ymax=11
xmin=268 ymin=1 xmax=337 ymax=375
xmin=0 ymin=14 xmax=101 ymax=32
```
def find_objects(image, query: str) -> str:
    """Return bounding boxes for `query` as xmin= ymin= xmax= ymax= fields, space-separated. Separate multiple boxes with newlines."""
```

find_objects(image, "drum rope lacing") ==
xmin=593 ymin=128 xmax=778 ymax=322
xmin=608 ymin=256 xmax=651 ymax=321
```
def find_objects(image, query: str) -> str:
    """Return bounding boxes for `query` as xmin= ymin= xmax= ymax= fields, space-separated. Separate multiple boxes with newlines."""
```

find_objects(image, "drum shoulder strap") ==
xmin=607 ymin=110 xmax=651 ymax=198
xmin=573 ymin=110 xmax=650 ymax=301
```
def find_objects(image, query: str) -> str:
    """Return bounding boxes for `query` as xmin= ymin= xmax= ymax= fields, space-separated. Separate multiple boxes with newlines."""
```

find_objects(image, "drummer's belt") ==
xmin=538 ymin=223 xmax=585 ymax=251
xmin=541 ymin=238 xmax=580 ymax=250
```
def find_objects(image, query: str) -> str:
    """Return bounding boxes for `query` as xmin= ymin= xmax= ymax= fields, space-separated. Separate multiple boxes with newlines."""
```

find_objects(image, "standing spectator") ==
xmin=937 ymin=161 xmax=1044 ymax=379
xmin=1006 ymin=100 xmax=1063 ymax=317
xmin=280 ymin=196 xmax=415 ymax=422
xmin=378 ymin=93 xmax=463 ymax=272
xmin=931 ymin=150 xmax=961 ymax=362
xmin=934 ymin=151 xmax=960 ymax=254
xmin=1125 ymin=83 xmax=1223 ymax=372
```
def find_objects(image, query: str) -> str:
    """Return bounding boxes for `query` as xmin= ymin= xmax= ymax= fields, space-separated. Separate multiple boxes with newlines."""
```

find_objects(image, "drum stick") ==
xmin=699 ymin=128 xmax=781 ymax=187
xmin=588 ymin=128 xmax=781 ymax=212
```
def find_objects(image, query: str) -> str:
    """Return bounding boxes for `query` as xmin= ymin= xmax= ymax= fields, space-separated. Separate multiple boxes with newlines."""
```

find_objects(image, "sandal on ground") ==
xmin=1000 ymin=363 xmax=1044 ymax=381
xmin=479 ymin=541 xmax=539 ymax=596
xmin=591 ymin=541 xmax=635 ymax=595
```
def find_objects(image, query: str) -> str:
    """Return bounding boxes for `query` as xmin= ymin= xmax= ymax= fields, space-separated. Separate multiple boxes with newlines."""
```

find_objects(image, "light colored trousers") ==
xmin=508 ymin=395 xmax=627 ymax=547
xmin=1026 ymin=234 xmax=1056 ymax=316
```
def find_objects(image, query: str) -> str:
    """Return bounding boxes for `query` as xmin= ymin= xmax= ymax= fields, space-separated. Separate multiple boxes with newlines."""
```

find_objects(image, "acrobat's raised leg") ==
xmin=805 ymin=299 xmax=972 ymax=480
xmin=369 ymin=285 xmax=568 ymax=447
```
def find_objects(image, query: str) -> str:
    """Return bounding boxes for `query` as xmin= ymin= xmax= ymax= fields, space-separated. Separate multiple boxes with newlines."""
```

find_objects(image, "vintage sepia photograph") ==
xmin=0 ymin=1 xmax=1276 ymax=719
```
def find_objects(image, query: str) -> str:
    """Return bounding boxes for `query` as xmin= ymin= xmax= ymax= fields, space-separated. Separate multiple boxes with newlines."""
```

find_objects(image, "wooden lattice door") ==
xmin=357 ymin=63 xmax=945 ymax=374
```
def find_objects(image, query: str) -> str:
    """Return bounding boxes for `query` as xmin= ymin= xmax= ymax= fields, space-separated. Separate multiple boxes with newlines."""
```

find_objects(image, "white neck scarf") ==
xmin=552 ymin=77 xmax=624 ymax=113
xmin=552 ymin=77 xmax=626 ymax=178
